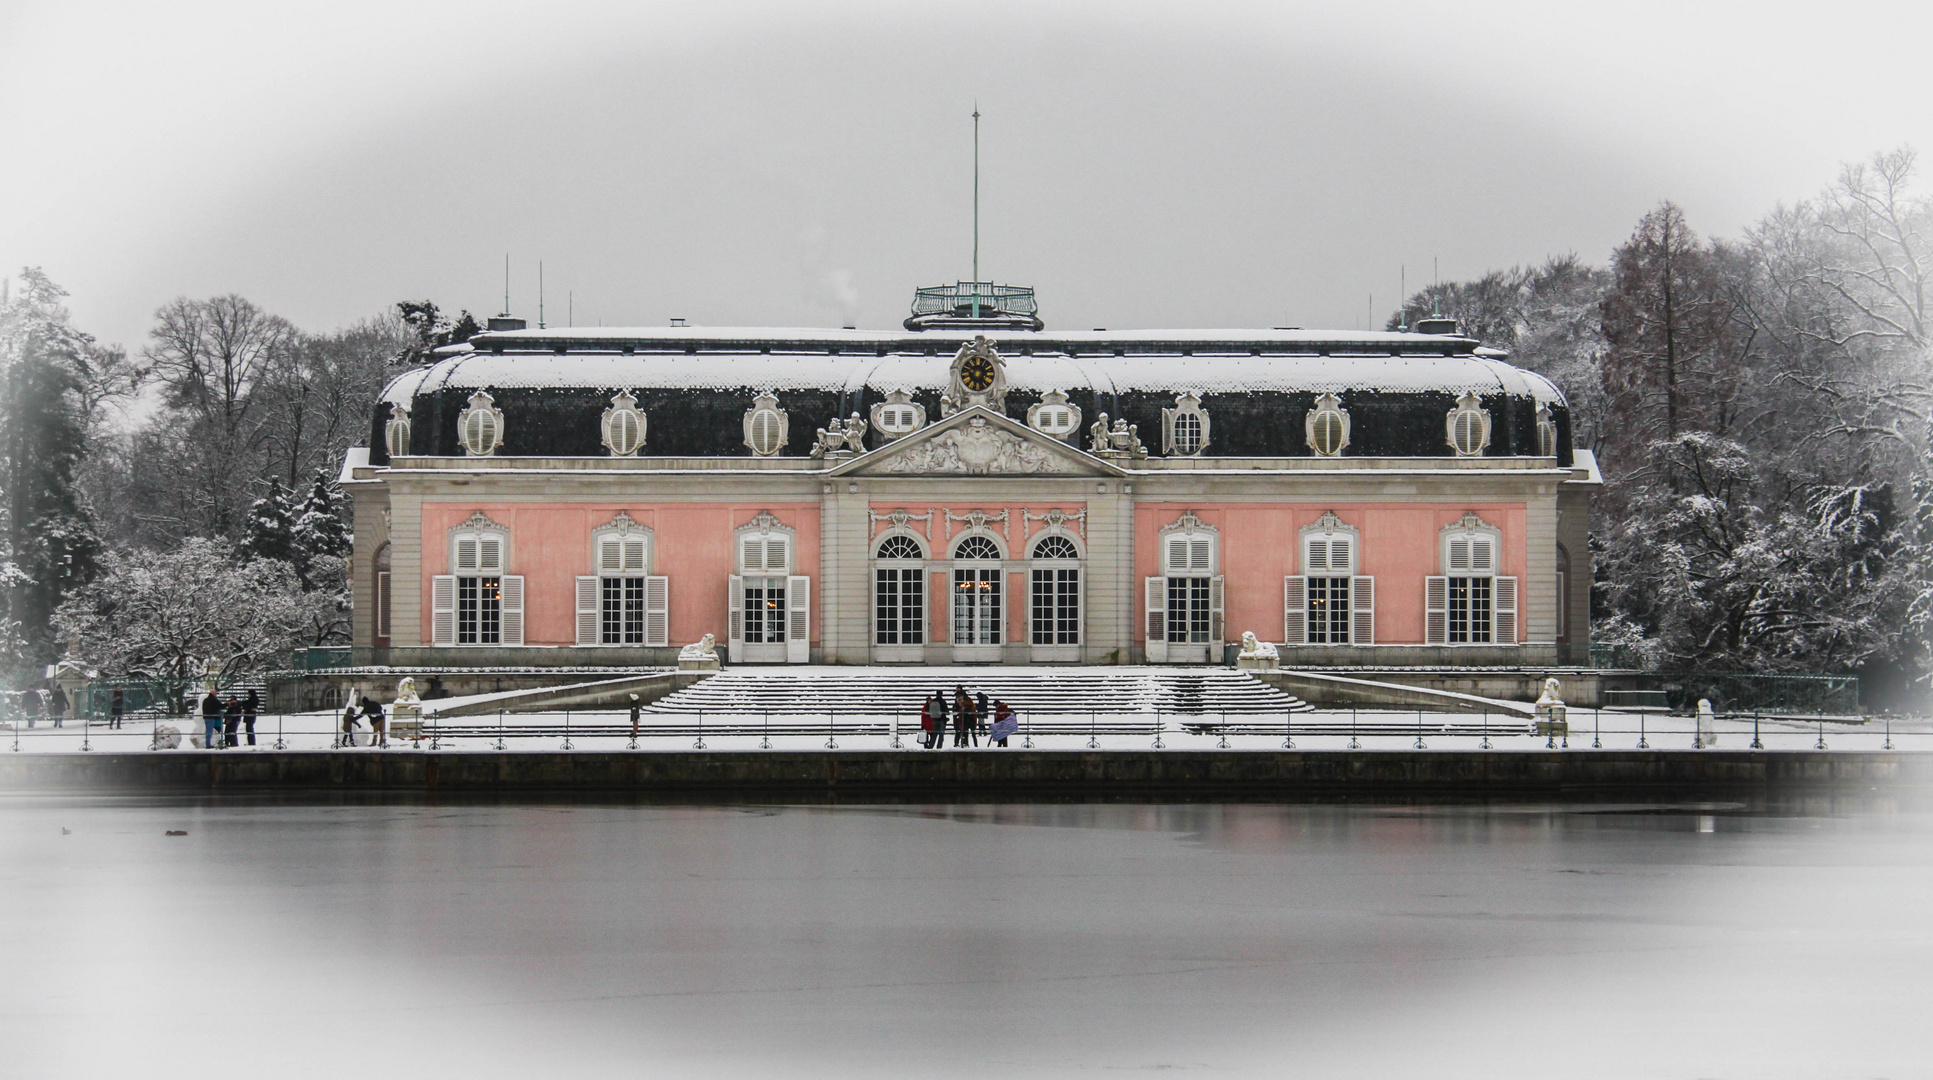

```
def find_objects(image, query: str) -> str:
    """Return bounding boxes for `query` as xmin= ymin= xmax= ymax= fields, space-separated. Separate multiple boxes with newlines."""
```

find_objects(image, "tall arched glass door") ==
xmin=951 ymin=534 xmax=1003 ymax=658
xmin=873 ymin=534 xmax=926 ymax=662
xmin=1029 ymin=534 xmax=1081 ymax=661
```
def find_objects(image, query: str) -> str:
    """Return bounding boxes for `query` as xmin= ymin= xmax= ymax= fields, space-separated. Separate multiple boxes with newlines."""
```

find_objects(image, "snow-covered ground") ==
xmin=0 ymin=708 xmax=1925 ymax=753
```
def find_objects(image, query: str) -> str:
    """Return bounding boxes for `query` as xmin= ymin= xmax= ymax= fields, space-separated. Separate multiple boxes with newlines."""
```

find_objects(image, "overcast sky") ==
xmin=2 ymin=0 xmax=1927 ymax=350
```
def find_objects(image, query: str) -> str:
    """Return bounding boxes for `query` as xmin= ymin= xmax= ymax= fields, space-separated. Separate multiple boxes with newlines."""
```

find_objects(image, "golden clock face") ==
xmin=960 ymin=356 xmax=997 ymax=392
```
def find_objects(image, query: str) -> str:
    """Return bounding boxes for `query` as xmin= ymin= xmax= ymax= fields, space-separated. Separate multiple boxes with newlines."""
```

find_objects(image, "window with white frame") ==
xmin=458 ymin=391 xmax=504 ymax=457
xmin=1027 ymin=389 xmax=1083 ymax=441
xmin=1284 ymin=513 xmax=1374 ymax=646
xmin=1305 ymin=393 xmax=1350 ymax=457
xmin=1162 ymin=391 xmax=1210 ymax=456
xmin=1146 ymin=514 xmax=1221 ymax=661
xmin=1029 ymin=534 xmax=1081 ymax=646
xmin=1445 ymin=391 xmax=1492 ymax=457
xmin=870 ymin=389 xmax=926 ymax=442
xmin=951 ymin=534 xmax=1004 ymax=647
xmin=729 ymin=513 xmax=808 ymax=662
xmin=873 ymin=533 xmax=926 ymax=646
xmin=1427 ymin=517 xmax=1516 ymax=645
xmin=576 ymin=515 xmax=666 ymax=647
xmin=433 ymin=515 xmax=521 ymax=646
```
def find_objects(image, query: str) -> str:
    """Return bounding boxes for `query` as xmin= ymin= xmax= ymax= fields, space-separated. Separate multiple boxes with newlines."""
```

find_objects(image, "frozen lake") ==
xmin=5 ymin=795 xmax=1931 ymax=1079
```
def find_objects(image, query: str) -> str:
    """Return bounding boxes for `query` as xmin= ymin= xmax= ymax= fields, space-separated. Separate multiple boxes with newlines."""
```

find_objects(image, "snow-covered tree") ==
xmin=53 ymin=538 xmax=313 ymax=712
xmin=237 ymin=479 xmax=296 ymax=565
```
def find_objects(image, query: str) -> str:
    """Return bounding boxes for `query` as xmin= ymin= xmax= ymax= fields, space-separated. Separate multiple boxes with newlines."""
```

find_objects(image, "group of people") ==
xmin=197 ymin=689 xmax=262 ymax=747
xmin=918 ymin=686 xmax=1020 ymax=749
xmin=2 ymin=687 xmax=70 ymax=729
xmin=338 ymin=695 xmax=388 ymax=748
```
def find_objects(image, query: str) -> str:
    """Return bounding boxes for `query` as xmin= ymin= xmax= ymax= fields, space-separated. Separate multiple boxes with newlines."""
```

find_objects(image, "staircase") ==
xmin=647 ymin=666 xmax=1311 ymax=717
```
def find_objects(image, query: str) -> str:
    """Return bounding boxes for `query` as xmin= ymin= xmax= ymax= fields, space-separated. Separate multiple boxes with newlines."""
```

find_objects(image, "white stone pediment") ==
xmin=832 ymin=406 xmax=1124 ymax=478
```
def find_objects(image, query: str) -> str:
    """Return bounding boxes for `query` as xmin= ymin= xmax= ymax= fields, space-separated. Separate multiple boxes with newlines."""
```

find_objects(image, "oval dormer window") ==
xmin=1446 ymin=391 xmax=1491 ymax=457
xmin=1305 ymin=393 xmax=1349 ymax=457
xmin=870 ymin=389 xmax=926 ymax=442
xmin=384 ymin=402 xmax=411 ymax=458
xmin=1027 ymin=388 xmax=1083 ymax=441
xmin=458 ymin=391 xmax=504 ymax=457
xmin=742 ymin=391 xmax=788 ymax=457
xmin=1535 ymin=404 xmax=1558 ymax=458
xmin=1162 ymin=391 xmax=1210 ymax=457
xmin=601 ymin=389 xmax=647 ymax=456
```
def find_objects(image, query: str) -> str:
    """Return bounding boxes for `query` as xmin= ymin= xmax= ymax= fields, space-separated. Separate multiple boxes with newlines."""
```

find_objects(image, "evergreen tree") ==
xmin=237 ymin=480 xmax=296 ymax=565
xmin=291 ymin=470 xmax=351 ymax=584
xmin=0 ymin=269 xmax=105 ymax=680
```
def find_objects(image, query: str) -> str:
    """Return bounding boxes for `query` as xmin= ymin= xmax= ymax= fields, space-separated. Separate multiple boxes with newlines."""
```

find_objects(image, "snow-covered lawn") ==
xmin=0 ymin=708 xmax=1924 ymax=753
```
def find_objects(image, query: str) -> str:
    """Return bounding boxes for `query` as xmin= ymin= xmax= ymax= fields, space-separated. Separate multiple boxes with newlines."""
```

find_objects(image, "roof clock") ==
xmin=942 ymin=335 xmax=1007 ymax=416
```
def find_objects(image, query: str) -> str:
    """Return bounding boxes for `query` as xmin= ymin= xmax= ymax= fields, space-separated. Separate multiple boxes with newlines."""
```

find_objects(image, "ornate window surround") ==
xmin=589 ymin=511 xmax=653 ymax=573
xmin=869 ymin=388 xmax=927 ymax=442
xmin=1157 ymin=511 xmax=1219 ymax=575
xmin=1305 ymin=393 xmax=1350 ymax=457
xmin=1299 ymin=510 xmax=1360 ymax=575
xmin=1446 ymin=391 xmax=1492 ymax=457
xmin=950 ymin=530 xmax=1008 ymax=561
xmin=601 ymin=390 xmax=648 ymax=457
xmin=742 ymin=392 xmax=789 ymax=457
xmin=1026 ymin=389 xmax=1083 ymax=442
xmin=867 ymin=507 xmax=935 ymax=543
xmin=1021 ymin=507 xmax=1087 ymax=544
xmin=1438 ymin=511 xmax=1502 ymax=574
xmin=1161 ymin=391 xmax=1211 ymax=457
xmin=458 ymin=391 xmax=504 ymax=457
xmin=1534 ymin=403 xmax=1558 ymax=458
xmin=447 ymin=511 xmax=510 ymax=573
xmin=735 ymin=510 xmax=796 ymax=574
xmin=384 ymin=402 xmax=411 ymax=458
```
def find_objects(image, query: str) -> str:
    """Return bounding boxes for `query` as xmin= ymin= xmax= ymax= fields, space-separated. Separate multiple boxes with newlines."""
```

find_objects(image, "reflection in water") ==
xmin=4 ymin=796 xmax=1930 ymax=1079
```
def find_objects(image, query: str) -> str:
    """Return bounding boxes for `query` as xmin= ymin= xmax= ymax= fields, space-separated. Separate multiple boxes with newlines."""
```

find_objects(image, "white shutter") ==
xmin=576 ymin=576 xmax=601 ymax=645
xmin=1305 ymin=540 xmax=1327 ymax=573
xmin=1425 ymin=576 xmax=1449 ymax=645
xmin=1166 ymin=538 xmax=1187 ymax=574
xmin=1449 ymin=538 xmax=1469 ymax=572
xmin=624 ymin=538 xmax=646 ymax=572
xmin=1351 ymin=575 xmax=1375 ymax=645
xmin=456 ymin=538 xmax=478 ymax=572
xmin=645 ymin=575 xmax=669 ymax=647
xmin=1144 ymin=577 xmax=1168 ymax=663
xmin=740 ymin=538 xmax=761 ymax=574
xmin=1471 ymin=538 xmax=1493 ymax=572
xmin=1331 ymin=538 xmax=1351 ymax=573
xmin=786 ymin=575 xmax=810 ymax=663
xmin=600 ymin=538 xmax=622 ymax=573
xmin=1209 ymin=574 xmax=1225 ymax=647
xmin=499 ymin=575 xmax=524 ymax=646
xmin=1493 ymin=576 xmax=1517 ymax=644
xmin=1190 ymin=538 xmax=1211 ymax=571
xmin=727 ymin=574 xmax=744 ymax=656
xmin=479 ymin=536 xmax=502 ymax=572
xmin=768 ymin=538 xmax=789 ymax=573
xmin=1283 ymin=576 xmax=1307 ymax=645
xmin=431 ymin=575 xmax=456 ymax=645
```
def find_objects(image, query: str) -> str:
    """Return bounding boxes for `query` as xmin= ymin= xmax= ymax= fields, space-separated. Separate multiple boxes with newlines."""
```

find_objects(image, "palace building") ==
xmin=340 ymin=283 xmax=1598 ymax=671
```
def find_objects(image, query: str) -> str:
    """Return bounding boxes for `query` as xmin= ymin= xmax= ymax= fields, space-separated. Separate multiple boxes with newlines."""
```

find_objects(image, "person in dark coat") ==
xmin=340 ymin=700 xmax=361 ymax=747
xmin=222 ymin=695 xmax=242 ymax=746
xmin=242 ymin=689 xmax=260 ymax=746
xmin=200 ymin=690 xmax=223 ymax=749
xmin=50 ymin=686 xmax=69 ymax=729
xmin=361 ymin=695 xmax=386 ymax=748
xmin=110 ymin=686 xmax=125 ymax=730
xmin=628 ymin=693 xmax=642 ymax=742
xmin=975 ymin=691 xmax=991 ymax=738
xmin=21 ymin=690 xmax=41 ymax=728
xmin=925 ymin=691 xmax=948 ymax=749
xmin=953 ymin=686 xmax=976 ymax=747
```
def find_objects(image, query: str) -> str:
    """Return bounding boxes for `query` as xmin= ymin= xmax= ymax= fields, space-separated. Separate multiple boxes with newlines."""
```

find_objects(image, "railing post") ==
xmin=80 ymin=714 xmax=92 ymax=752
xmin=1480 ymin=708 xmax=1491 ymax=751
xmin=1413 ymin=708 xmax=1426 ymax=750
xmin=891 ymin=710 xmax=902 ymax=750
xmin=1087 ymin=710 xmax=1099 ymax=750
xmin=274 ymin=711 xmax=287 ymax=751
xmin=825 ymin=710 xmax=837 ymax=750
xmin=1022 ymin=710 xmax=1033 ymax=749
xmin=694 ymin=709 xmax=706 ymax=750
xmin=1281 ymin=707 xmax=1293 ymax=750
xmin=1750 ymin=710 xmax=1762 ymax=750
xmin=561 ymin=708 xmax=574 ymax=751
xmin=1349 ymin=706 xmax=1359 ymax=751
xmin=1638 ymin=709 xmax=1649 ymax=750
xmin=1814 ymin=706 xmax=1827 ymax=751
xmin=1217 ymin=709 xmax=1230 ymax=750
xmin=495 ymin=709 xmax=506 ymax=751
xmin=1154 ymin=707 xmax=1165 ymax=750
xmin=1884 ymin=712 xmax=1893 ymax=751
xmin=1591 ymin=706 xmax=1600 ymax=750
xmin=760 ymin=710 xmax=771 ymax=750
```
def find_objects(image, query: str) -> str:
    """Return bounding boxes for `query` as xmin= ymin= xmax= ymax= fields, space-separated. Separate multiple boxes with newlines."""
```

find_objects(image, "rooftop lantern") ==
xmin=904 ymin=282 xmax=1044 ymax=331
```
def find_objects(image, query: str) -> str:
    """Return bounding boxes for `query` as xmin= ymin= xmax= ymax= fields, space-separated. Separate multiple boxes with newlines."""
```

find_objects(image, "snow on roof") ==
xmin=397 ymin=348 xmax=1567 ymax=407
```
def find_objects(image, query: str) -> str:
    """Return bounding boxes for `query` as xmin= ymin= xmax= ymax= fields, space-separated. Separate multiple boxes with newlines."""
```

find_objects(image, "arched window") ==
xmin=374 ymin=543 xmax=392 ymax=643
xmin=433 ymin=513 xmax=521 ymax=646
xmin=1146 ymin=513 xmax=1221 ymax=662
xmin=1426 ymin=514 xmax=1516 ymax=645
xmin=1283 ymin=512 xmax=1372 ymax=646
xmin=576 ymin=513 xmax=666 ymax=647
xmin=951 ymin=534 xmax=1004 ymax=648
xmin=458 ymin=391 xmax=504 ymax=457
xmin=1029 ymin=533 xmax=1081 ymax=648
xmin=874 ymin=533 xmax=926 ymax=648
xmin=1446 ymin=391 xmax=1491 ymax=457
xmin=1535 ymin=404 xmax=1558 ymax=458
xmin=383 ymin=403 xmax=411 ymax=458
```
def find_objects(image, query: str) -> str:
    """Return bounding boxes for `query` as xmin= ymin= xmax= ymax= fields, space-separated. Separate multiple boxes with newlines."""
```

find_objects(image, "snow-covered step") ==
xmin=648 ymin=666 xmax=1311 ymax=716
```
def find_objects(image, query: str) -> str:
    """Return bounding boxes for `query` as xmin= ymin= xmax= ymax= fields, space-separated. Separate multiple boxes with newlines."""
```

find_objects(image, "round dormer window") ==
xmin=384 ymin=402 xmax=412 ymax=458
xmin=743 ymin=391 xmax=788 ymax=457
xmin=458 ymin=391 xmax=503 ymax=457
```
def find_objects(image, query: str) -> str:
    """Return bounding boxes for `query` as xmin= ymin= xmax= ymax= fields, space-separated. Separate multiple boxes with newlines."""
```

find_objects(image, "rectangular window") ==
xmin=875 ymin=567 xmax=924 ymax=645
xmin=743 ymin=577 xmax=788 ymax=644
xmin=953 ymin=568 xmax=1001 ymax=646
xmin=1307 ymin=577 xmax=1352 ymax=644
xmin=1031 ymin=568 xmax=1080 ymax=645
xmin=1448 ymin=576 xmax=1492 ymax=644
xmin=376 ymin=571 xmax=392 ymax=639
xmin=457 ymin=576 xmax=502 ymax=644
xmin=601 ymin=577 xmax=647 ymax=645
xmin=1166 ymin=576 xmax=1212 ymax=643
